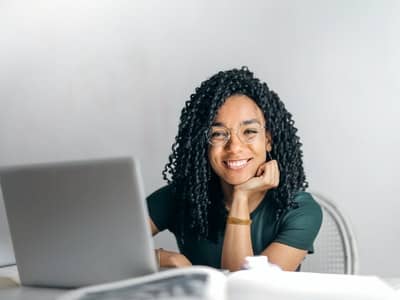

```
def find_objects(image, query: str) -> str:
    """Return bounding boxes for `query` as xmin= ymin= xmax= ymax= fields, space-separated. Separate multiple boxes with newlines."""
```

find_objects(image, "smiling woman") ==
xmin=147 ymin=67 xmax=322 ymax=272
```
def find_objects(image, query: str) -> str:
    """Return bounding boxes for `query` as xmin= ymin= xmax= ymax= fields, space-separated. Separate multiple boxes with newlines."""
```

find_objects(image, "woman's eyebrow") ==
xmin=211 ymin=119 xmax=261 ymax=127
xmin=241 ymin=119 xmax=261 ymax=126
xmin=211 ymin=121 xmax=225 ymax=127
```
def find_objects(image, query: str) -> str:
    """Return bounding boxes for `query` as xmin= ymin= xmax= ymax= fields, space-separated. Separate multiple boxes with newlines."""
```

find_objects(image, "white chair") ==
xmin=300 ymin=193 xmax=358 ymax=274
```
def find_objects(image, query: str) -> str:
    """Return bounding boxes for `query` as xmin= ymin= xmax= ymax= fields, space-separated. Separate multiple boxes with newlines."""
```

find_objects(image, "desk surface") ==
xmin=1 ymin=266 xmax=400 ymax=300
xmin=0 ymin=266 xmax=66 ymax=300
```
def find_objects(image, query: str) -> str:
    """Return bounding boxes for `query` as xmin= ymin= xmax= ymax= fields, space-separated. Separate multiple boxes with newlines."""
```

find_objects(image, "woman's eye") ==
xmin=244 ymin=129 xmax=258 ymax=135
xmin=211 ymin=132 xmax=226 ymax=138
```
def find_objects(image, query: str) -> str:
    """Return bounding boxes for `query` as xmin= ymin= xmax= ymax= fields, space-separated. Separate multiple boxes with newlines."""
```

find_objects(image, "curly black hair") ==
xmin=162 ymin=67 xmax=307 ymax=243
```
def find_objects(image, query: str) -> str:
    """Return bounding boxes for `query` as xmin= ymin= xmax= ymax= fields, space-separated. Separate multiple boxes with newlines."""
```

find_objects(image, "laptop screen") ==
xmin=0 ymin=157 xmax=157 ymax=287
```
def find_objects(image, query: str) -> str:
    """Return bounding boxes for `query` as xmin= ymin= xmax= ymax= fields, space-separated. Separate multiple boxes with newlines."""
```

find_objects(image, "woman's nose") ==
xmin=225 ymin=132 xmax=244 ymax=152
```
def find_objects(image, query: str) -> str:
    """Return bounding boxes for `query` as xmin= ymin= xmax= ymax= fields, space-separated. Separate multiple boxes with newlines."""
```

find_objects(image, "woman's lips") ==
xmin=223 ymin=158 xmax=252 ymax=170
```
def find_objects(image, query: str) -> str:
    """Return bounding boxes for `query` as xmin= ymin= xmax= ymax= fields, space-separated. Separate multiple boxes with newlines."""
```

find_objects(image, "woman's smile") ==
xmin=223 ymin=158 xmax=253 ymax=170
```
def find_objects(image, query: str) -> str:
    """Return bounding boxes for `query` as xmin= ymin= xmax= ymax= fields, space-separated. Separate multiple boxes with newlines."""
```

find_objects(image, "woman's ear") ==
xmin=265 ymin=131 xmax=272 ymax=152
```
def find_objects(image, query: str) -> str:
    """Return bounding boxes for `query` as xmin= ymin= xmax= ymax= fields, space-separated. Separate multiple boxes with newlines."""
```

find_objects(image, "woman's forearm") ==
xmin=221 ymin=195 xmax=254 ymax=271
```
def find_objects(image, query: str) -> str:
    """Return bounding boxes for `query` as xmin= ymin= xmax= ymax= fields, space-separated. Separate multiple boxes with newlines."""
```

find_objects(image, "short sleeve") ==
xmin=146 ymin=184 xmax=177 ymax=233
xmin=274 ymin=192 xmax=322 ymax=253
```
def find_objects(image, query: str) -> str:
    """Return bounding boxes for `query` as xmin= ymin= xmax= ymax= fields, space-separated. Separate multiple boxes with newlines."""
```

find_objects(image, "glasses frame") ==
xmin=205 ymin=123 xmax=267 ymax=147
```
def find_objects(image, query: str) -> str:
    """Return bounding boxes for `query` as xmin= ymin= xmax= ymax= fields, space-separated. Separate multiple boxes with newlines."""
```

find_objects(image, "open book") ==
xmin=58 ymin=267 xmax=225 ymax=300
xmin=57 ymin=266 xmax=399 ymax=300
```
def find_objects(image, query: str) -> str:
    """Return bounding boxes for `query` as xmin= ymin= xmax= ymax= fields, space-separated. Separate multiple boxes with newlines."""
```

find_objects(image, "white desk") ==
xmin=1 ymin=265 xmax=400 ymax=300
xmin=386 ymin=277 xmax=400 ymax=290
xmin=0 ymin=286 xmax=65 ymax=300
xmin=0 ymin=266 xmax=66 ymax=299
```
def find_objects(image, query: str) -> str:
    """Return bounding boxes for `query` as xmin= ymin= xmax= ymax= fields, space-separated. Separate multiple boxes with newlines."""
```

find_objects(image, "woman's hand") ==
xmin=233 ymin=159 xmax=280 ymax=199
xmin=159 ymin=249 xmax=192 ymax=268
xmin=221 ymin=160 xmax=279 ymax=271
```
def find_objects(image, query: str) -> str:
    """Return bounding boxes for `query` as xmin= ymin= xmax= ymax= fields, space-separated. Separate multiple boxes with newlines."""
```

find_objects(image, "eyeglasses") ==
xmin=205 ymin=123 xmax=266 ymax=146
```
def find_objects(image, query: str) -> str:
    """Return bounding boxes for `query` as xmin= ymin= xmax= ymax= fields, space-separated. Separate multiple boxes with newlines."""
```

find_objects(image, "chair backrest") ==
xmin=300 ymin=193 xmax=358 ymax=274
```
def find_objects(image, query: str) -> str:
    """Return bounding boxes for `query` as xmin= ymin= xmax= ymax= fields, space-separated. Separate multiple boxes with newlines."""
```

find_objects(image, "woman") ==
xmin=147 ymin=67 xmax=322 ymax=272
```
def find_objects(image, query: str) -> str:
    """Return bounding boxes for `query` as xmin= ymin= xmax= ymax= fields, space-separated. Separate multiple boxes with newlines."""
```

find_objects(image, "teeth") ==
xmin=226 ymin=159 xmax=248 ymax=169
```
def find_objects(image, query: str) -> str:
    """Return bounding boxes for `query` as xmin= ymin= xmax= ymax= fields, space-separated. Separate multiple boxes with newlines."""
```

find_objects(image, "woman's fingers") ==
xmin=263 ymin=160 xmax=279 ymax=188
xmin=234 ymin=160 xmax=280 ymax=194
xmin=161 ymin=250 xmax=192 ymax=268
xmin=275 ymin=160 xmax=280 ymax=186
xmin=256 ymin=163 xmax=266 ymax=177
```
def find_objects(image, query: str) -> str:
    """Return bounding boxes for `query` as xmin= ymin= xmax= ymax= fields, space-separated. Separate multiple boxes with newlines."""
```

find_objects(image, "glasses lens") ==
xmin=208 ymin=127 xmax=229 ymax=145
xmin=239 ymin=124 xmax=263 ymax=144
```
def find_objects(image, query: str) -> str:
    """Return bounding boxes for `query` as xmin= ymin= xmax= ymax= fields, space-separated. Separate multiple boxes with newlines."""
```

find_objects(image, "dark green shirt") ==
xmin=147 ymin=184 xmax=322 ymax=269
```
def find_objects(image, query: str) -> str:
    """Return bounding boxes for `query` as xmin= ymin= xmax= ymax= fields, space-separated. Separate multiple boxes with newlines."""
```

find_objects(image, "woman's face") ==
xmin=207 ymin=94 xmax=271 ymax=186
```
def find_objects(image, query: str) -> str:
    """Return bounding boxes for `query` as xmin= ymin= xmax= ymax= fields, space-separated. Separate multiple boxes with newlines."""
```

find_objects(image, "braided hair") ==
xmin=162 ymin=67 xmax=307 ymax=243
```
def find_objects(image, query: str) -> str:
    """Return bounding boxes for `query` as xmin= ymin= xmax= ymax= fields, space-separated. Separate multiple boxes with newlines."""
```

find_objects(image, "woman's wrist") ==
xmin=227 ymin=216 xmax=252 ymax=225
xmin=229 ymin=192 xmax=250 ymax=217
xmin=155 ymin=248 xmax=163 ymax=268
xmin=232 ymin=187 xmax=249 ymax=202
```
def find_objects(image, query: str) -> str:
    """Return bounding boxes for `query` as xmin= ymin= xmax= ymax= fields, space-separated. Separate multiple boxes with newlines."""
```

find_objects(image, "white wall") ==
xmin=0 ymin=0 xmax=399 ymax=276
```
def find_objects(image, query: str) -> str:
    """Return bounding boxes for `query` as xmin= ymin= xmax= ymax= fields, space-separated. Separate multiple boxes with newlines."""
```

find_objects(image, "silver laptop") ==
xmin=0 ymin=157 xmax=157 ymax=288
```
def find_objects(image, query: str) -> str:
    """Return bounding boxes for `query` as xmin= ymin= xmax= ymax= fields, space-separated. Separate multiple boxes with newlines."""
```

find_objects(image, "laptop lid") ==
xmin=0 ymin=157 xmax=157 ymax=288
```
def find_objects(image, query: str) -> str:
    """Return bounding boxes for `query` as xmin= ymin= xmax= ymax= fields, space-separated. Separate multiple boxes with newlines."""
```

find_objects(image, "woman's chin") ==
xmin=222 ymin=174 xmax=252 ymax=186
